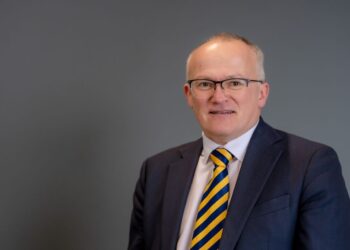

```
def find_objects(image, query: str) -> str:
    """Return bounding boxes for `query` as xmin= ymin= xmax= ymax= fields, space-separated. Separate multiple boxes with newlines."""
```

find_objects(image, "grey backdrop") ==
xmin=1 ymin=0 xmax=349 ymax=249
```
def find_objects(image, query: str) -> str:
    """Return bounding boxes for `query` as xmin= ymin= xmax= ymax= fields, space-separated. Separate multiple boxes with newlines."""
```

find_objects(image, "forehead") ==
xmin=187 ymin=40 xmax=259 ymax=79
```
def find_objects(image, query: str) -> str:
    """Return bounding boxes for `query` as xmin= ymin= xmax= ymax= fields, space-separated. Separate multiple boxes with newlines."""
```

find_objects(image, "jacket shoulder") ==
xmin=144 ymin=138 xmax=202 ymax=167
xmin=275 ymin=128 xmax=336 ymax=155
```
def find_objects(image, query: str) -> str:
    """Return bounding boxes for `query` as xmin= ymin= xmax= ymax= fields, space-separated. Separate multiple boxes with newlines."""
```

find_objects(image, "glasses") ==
xmin=187 ymin=78 xmax=264 ymax=97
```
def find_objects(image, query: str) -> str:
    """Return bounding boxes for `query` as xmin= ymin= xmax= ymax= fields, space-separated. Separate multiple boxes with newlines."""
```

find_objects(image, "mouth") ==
xmin=209 ymin=110 xmax=235 ymax=115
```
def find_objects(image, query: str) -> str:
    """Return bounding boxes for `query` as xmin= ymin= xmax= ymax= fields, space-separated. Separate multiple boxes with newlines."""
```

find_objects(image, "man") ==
xmin=128 ymin=33 xmax=350 ymax=250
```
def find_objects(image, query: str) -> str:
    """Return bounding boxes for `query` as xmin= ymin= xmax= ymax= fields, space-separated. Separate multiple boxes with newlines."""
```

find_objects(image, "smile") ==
xmin=209 ymin=110 xmax=235 ymax=114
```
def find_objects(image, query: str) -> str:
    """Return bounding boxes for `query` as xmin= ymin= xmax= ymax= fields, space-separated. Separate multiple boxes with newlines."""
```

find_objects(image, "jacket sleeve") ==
xmin=128 ymin=161 xmax=147 ymax=250
xmin=294 ymin=146 xmax=350 ymax=249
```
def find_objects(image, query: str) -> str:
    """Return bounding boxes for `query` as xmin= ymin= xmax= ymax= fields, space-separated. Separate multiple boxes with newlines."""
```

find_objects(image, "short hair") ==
xmin=187 ymin=32 xmax=266 ymax=80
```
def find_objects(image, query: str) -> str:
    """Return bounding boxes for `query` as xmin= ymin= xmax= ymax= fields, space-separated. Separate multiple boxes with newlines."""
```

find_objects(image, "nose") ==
xmin=211 ymin=83 xmax=228 ymax=102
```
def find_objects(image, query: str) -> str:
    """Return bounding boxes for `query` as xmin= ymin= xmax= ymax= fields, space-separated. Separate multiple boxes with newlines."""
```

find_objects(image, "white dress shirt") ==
xmin=176 ymin=123 xmax=258 ymax=250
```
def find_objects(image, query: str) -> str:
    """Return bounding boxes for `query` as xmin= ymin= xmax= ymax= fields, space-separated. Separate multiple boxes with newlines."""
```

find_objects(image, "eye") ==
xmin=194 ymin=80 xmax=213 ymax=89
xmin=225 ymin=79 xmax=246 ymax=88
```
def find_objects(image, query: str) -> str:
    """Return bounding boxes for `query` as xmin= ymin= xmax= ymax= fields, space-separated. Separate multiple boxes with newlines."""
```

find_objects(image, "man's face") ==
xmin=184 ymin=40 xmax=269 ymax=144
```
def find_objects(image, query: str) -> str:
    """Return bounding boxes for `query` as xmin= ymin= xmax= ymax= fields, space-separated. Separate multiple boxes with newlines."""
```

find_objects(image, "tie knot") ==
xmin=210 ymin=148 xmax=233 ymax=167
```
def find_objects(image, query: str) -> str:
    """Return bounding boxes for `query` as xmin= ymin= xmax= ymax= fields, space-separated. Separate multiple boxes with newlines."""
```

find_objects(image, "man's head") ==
xmin=184 ymin=33 xmax=269 ymax=144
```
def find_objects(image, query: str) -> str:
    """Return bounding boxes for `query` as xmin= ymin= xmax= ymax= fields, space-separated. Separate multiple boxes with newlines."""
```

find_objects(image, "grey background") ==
xmin=1 ymin=0 xmax=349 ymax=249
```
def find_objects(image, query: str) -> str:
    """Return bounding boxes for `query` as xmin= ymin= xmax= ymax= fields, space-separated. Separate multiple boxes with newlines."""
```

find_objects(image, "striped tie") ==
xmin=190 ymin=148 xmax=233 ymax=250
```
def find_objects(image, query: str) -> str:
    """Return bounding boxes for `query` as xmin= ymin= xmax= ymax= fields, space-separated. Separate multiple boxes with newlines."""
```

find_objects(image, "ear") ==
xmin=258 ymin=81 xmax=270 ymax=108
xmin=183 ymin=83 xmax=193 ymax=108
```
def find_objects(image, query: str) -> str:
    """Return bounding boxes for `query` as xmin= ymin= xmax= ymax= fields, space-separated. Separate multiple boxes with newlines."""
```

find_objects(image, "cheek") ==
xmin=192 ymin=100 xmax=209 ymax=119
xmin=192 ymin=98 xmax=206 ymax=110
xmin=237 ymin=92 xmax=260 ymax=113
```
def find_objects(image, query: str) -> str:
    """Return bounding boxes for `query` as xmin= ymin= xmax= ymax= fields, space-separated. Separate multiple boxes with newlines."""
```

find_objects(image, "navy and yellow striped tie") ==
xmin=190 ymin=148 xmax=233 ymax=250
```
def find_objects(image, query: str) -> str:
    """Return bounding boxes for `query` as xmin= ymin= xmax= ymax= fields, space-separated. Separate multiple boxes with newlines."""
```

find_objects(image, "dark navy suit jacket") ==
xmin=128 ymin=119 xmax=350 ymax=249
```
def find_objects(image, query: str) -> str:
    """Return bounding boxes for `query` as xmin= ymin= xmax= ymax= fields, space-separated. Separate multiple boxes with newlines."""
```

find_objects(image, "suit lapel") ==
xmin=220 ymin=120 xmax=285 ymax=250
xmin=160 ymin=139 xmax=203 ymax=250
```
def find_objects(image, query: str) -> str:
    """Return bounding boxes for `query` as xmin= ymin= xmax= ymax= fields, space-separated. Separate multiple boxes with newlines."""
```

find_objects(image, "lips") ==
xmin=209 ymin=110 xmax=235 ymax=114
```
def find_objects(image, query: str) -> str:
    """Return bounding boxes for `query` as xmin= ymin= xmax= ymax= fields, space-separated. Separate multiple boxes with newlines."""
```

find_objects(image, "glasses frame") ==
xmin=187 ymin=77 xmax=264 ymax=90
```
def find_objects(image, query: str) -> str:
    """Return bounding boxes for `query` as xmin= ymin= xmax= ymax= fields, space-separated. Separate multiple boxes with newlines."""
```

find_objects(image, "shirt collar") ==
xmin=202 ymin=122 xmax=258 ymax=163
